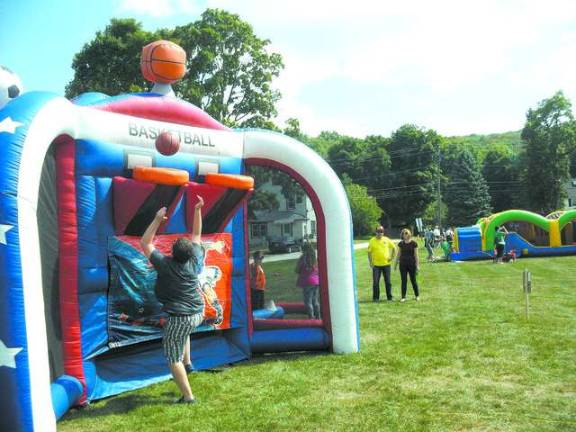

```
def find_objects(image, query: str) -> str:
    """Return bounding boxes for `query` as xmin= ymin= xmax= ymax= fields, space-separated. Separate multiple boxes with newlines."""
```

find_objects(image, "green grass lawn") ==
xmin=59 ymin=248 xmax=576 ymax=432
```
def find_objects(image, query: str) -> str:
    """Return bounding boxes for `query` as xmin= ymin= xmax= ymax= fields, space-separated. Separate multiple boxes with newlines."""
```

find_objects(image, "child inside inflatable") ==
xmin=0 ymin=41 xmax=358 ymax=432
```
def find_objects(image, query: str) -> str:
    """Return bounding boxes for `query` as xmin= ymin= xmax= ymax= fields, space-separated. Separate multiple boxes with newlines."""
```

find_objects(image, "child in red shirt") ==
xmin=250 ymin=251 xmax=266 ymax=310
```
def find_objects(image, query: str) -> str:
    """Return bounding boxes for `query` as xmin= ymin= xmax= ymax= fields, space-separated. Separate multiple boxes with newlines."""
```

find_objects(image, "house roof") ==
xmin=250 ymin=210 xmax=308 ymax=224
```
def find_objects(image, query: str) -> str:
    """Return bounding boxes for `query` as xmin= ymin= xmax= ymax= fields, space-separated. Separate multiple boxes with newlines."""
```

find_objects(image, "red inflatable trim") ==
xmin=113 ymin=177 xmax=156 ymax=235
xmin=55 ymin=136 xmax=87 ymax=403
xmin=276 ymin=302 xmax=307 ymax=314
xmin=253 ymin=319 xmax=324 ymax=330
xmin=94 ymin=96 xmax=228 ymax=131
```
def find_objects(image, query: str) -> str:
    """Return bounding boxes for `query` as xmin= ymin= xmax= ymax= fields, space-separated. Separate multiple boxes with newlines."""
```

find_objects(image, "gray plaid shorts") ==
xmin=163 ymin=313 xmax=204 ymax=364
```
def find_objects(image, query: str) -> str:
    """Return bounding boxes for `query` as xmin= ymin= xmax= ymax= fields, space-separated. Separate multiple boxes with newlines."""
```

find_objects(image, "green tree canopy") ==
xmin=246 ymin=165 xmax=304 ymax=211
xmin=482 ymin=146 xmax=520 ymax=212
xmin=343 ymin=178 xmax=383 ymax=236
xmin=66 ymin=10 xmax=284 ymax=127
xmin=65 ymin=18 xmax=153 ymax=96
xmin=444 ymin=148 xmax=492 ymax=226
xmin=327 ymin=136 xmax=367 ymax=179
xmin=521 ymin=91 xmax=576 ymax=213
xmin=381 ymin=124 xmax=441 ymax=226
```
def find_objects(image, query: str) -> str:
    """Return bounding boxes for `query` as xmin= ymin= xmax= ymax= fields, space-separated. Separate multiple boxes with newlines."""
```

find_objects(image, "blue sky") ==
xmin=1 ymin=0 xmax=576 ymax=137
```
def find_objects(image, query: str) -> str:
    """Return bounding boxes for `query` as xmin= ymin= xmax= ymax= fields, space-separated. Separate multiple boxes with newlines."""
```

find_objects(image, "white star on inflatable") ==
xmin=0 ymin=224 xmax=12 ymax=245
xmin=0 ymin=339 xmax=22 ymax=369
xmin=0 ymin=117 xmax=23 ymax=134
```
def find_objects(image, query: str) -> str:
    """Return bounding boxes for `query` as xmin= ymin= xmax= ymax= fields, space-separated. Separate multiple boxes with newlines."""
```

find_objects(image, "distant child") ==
xmin=494 ymin=226 xmax=509 ymax=264
xmin=502 ymin=249 xmax=516 ymax=263
xmin=296 ymin=243 xmax=321 ymax=319
xmin=440 ymin=236 xmax=452 ymax=261
xmin=424 ymin=228 xmax=435 ymax=262
xmin=250 ymin=251 xmax=266 ymax=310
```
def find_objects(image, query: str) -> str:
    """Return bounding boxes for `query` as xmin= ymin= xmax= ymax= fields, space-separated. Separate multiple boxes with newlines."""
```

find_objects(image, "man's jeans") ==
xmin=372 ymin=265 xmax=392 ymax=301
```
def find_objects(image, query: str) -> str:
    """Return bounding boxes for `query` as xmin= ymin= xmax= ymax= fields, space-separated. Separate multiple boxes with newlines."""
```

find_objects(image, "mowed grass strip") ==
xmin=59 ymin=248 xmax=576 ymax=432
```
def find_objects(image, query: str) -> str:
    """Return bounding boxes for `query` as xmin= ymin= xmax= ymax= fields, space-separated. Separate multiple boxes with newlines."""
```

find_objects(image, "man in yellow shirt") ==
xmin=368 ymin=226 xmax=397 ymax=301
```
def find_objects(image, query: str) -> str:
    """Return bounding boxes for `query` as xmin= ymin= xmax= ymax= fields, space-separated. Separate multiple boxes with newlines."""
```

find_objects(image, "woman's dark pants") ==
xmin=400 ymin=263 xmax=419 ymax=299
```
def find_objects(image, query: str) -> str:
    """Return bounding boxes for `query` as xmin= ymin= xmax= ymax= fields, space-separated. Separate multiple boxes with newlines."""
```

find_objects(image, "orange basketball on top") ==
xmin=141 ymin=40 xmax=186 ymax=84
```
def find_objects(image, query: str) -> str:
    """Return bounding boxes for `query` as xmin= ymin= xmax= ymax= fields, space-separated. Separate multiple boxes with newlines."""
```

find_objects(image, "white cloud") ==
xmin=116 ymin=0 xmax=175 ymax=17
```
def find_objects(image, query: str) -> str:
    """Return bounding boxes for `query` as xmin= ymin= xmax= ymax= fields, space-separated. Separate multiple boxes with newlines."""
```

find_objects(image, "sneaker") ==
xmin=184 ymin=364 xmax=193 ymax=374
xmin=400 ymin=298 xmax=406 ymax=303
xmin=175 ymin=396 xmax=197 ymax=405
xmin=415 ymin=297 xmax=420 ymax=301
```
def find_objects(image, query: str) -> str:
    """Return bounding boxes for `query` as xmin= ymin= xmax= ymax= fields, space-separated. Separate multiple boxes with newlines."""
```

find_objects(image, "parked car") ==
xmin=268 ymin=236 xmax=301 ymax=253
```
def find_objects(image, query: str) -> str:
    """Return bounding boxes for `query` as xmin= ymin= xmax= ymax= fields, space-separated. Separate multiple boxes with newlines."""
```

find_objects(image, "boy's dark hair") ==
xmin=253 ymin=251 xmax=264 ymax=261
xmin=172 ymin=238 xmax=194 ymax=263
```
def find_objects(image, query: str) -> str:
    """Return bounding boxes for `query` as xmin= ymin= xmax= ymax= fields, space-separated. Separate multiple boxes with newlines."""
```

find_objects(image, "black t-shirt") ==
xmin=398 ymin=240 xmax=418 ymax=265
xmin=150 ymin=243 xmax=205 ymax=316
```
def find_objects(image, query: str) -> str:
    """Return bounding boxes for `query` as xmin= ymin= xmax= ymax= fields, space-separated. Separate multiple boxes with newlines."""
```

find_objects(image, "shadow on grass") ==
xmin=244 ymin=350 xmax=329 ymax=366
xmin=63 ymin=393 xmax=173 ymax=420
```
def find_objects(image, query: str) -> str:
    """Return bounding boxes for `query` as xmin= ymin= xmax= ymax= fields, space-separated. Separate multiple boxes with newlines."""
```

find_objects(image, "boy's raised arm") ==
xmin=140 ymin=207 xmax=167 ymax=258
xmin=191 ymin=195 xmax=204 ymax=245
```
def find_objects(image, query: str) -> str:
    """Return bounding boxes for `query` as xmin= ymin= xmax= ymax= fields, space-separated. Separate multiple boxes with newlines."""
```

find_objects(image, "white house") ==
xmin=249 ymin=181 xmax=317 ymax=248
xmin=564 ymin=179 xmax=576 ymax=208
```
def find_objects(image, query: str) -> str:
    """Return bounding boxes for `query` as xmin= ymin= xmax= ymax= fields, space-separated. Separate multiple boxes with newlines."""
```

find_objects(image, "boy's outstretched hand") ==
xmin=195 ymin=195 xmax=204 ymax=209
xmin=155 ymin=207 xmax=168 ymax=221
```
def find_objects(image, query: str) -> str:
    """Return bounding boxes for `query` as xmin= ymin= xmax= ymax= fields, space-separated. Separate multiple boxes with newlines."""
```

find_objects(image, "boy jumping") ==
xmin=140 ymin=196 xmax=211 ymax=404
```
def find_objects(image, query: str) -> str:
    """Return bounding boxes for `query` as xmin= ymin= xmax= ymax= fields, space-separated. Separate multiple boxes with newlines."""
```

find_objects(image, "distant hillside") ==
xmin=444 ymin=130 xmax=523 ymax=151
xmin=303 ymin=129 xmax=525 ymax=159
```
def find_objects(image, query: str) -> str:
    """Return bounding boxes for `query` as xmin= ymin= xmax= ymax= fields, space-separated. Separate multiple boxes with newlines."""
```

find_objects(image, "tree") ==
xmin=343 ymin=179 xmax=383 ymax=236
xmin=65 ymin=19 xmax=153 ymax=97
xmin=247 ymin=189 xmax=279 ymax=218
xmin=246 ymin=165 xmax=304 ymax=210
xmin=422 ymin=200 xmax=447 ymax=226
xmin=444 ymin=148 xmax=492 ymax=226
xmin=381 ymin=124 xmax=441 ymax=226
xmin=521 ymin=91 xmax=576 ymax=213
xmin=173 ymin=9 xmax=284 ymax=127
xmin=283 ymin=118 xmax=306 ymax=141
xmin=66 ymin=10 xmax=284 ymax=127
xmin=309 ymin=131 xmax=344 ymax=157
xmin=482 ymin=146 xmax=520 ymax=212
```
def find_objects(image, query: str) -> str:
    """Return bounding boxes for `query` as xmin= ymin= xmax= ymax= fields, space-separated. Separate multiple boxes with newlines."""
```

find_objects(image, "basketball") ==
xmin=141 ymin=40 xmax=186 ymax=84
xmin=155 ymin=131 xmax=181 ymax=156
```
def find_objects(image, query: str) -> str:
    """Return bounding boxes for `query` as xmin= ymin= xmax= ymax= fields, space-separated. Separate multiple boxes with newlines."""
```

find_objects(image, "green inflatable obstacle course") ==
xmin=452 ymin=209 xmax=576 ymax=261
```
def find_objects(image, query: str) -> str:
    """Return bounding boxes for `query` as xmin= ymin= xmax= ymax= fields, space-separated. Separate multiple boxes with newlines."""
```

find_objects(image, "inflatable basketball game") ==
xmin=0 ymin=41 xmax=359 ymax=431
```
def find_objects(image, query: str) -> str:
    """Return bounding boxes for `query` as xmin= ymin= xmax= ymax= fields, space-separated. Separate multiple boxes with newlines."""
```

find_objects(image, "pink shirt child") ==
xmin=296 ymin=261 xmax=319 ymax=287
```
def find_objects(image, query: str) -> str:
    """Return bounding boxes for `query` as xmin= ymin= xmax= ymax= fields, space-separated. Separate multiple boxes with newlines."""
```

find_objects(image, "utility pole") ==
xmin=436 ymin=144 xmax=442 ymax=228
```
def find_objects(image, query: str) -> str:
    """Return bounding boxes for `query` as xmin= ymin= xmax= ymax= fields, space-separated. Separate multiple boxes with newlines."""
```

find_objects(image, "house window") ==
xmin=311 ymin=220 xmax=317 ymax=236
xmin=251 ymin=223 xmax=267 ymax=238
xmin=282 ymin=223 xmax=293 ymax=236
xmin=286 ymin=195 xmax=296 ymax=210
xmin=296 ymin=194 xmax=303 ymax=204
xmin=570 ymin=198 xmax=573 ymax=207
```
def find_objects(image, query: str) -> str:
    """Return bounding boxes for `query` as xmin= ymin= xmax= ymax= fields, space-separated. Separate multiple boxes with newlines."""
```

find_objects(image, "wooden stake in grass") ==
xmin=523 ymin=269 xmax=532 ymax=320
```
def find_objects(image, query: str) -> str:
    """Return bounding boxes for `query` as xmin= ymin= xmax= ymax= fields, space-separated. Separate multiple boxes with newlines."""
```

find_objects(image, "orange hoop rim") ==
xmin=205 ymin=173 xmax=254 ymax=190
xmin=133 ymin=166 xmax=189 ymax=186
